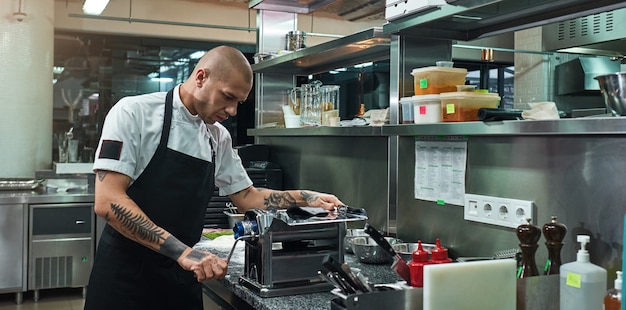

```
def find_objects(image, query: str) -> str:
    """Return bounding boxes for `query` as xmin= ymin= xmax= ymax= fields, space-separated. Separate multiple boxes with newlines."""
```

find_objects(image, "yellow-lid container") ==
xmin=411 ymin=67 xmax=468 ymax=95
xmin=439 ymin=92 xmax=500 ymax=122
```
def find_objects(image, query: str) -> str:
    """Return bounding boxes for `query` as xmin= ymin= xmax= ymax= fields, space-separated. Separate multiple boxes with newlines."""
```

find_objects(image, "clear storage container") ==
xmin=439 ymin=92 xmax=500 ymax=122
xmin=411 ymin=67 xmax=467 ymax=95
xmin=412 ymin=94 xmax=441 ymax=124
xmin=399 ymin=97 xmax=415 ymax=124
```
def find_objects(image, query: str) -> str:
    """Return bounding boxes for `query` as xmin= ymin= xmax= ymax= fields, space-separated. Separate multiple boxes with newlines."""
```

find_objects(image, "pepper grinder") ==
xmin=516 ymin=218 xmax=541 ymax=278
xmin=542 ymin=215 xmax=567 ymax=275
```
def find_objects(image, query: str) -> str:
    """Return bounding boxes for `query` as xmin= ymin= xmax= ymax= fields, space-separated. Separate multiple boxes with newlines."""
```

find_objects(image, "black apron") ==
xmin=85 ymin=89 xmax=215 ymax=310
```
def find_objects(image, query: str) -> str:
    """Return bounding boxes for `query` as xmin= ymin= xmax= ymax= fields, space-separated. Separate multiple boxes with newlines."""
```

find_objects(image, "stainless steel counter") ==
xmin=0 ymin=189 xmax=94 ymax=204
xmin=248 ymin=117 xmax=626 ymax=137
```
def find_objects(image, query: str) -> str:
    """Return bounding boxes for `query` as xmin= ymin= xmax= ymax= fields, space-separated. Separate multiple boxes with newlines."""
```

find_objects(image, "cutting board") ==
xmin=423 ymin=259 xmax=517 ymax=310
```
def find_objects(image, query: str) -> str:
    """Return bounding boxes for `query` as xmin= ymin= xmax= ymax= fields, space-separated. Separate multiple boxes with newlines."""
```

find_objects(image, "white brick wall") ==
xmin=514 ymin=27 xmax=550 ymax=109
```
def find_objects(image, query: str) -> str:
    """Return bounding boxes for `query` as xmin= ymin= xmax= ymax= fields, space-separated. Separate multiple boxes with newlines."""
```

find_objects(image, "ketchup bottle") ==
xmin=409 ymin=240 xmax=431 ymax=287
xmin=431 ymin=238 xmax=453 ymax=264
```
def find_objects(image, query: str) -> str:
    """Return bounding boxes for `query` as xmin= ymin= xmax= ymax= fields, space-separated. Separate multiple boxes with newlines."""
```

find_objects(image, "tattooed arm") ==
xmin=93 ymin=170 xmax=226 ymax=282
xmin=228 ymin=186 xmax=344 ymax=213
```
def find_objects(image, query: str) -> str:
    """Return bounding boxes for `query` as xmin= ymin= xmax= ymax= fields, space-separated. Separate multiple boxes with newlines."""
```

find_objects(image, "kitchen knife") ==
xmin=341 ymin=263 xmax=372 ymax=293
xmin=363 ymin=223 xmax=411 ymax=283
xmin=322 ymin=255 xmax=363 ymax=293
xmin=317 ymin=270 xmax=347 ymax=294
xmin=327 ymin=271 xmax=355 ymax=294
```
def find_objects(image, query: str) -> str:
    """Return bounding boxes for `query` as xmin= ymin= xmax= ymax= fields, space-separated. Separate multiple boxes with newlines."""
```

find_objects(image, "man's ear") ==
xmin=196 ymin=68 xmax=208 ymax=86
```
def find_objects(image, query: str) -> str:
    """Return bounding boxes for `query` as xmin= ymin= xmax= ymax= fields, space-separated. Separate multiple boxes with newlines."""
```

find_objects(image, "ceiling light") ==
xmin=189 ymin=51 xmax=206 ymax=59
xmin=82 ymin=0 xmax=110 ymax=15
xmin=151 ymin=77 xmax=173 ymax=83
xmin=354 ymin=62 xmax=373 ymax=68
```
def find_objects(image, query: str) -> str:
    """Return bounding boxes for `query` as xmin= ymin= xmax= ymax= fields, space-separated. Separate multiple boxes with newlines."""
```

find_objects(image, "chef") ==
xmin=84 ymin=46 xmax=344 ymax=310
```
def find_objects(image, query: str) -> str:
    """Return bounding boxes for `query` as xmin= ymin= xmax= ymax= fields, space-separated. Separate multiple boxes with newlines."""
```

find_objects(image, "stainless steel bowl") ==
xmin=595 ymin=72 xmax=626 ymax=116
xmin=344 ymin=228 xmax=368 ymax=254
xmin=223 ymin=211 xmax=244 ymax=229
xmin=349 ymin=236 xmax=402 ymax=264
xmin=392 ymin=242 xmax=436 ymax=262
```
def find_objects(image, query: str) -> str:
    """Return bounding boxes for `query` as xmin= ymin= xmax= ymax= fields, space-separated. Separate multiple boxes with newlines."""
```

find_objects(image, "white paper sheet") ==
xmin=414 ymin=139 xmax=467 ymax=206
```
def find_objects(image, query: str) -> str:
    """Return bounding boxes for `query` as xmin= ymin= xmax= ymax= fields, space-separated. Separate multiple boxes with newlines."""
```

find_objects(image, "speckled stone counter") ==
xmin=195 ymin=239 xmax=403 ymax=310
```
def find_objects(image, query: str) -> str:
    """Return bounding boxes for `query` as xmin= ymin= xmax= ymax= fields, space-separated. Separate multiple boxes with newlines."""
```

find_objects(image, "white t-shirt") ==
xmin=93 ymin=85 xmax=253 ymax=196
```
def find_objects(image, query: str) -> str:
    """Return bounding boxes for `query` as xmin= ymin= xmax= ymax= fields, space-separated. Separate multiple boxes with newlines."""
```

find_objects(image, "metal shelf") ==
xmin=382 ymin=0 xmax=626 ymax=41
xmin=251 ymin=27 xmax=390 ymax=75
xmin=383 ymin=117 xmax=626 ymax=136
xmin=248 ymin=117 xmax=626 ymax=137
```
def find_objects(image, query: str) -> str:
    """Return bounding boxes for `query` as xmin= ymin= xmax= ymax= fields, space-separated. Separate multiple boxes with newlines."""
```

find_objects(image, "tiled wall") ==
xmin=0 ymin=0 xmax=54 ymax=177
xmin=513 ymin=27 xmax=552 ymax=109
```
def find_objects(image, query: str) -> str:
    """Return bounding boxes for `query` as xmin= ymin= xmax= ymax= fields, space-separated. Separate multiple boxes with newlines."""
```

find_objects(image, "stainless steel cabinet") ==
xmin=0 ymin=204 xmax=27 ymax=304
xmin=28 ymin=203 xmax=94 ymax=301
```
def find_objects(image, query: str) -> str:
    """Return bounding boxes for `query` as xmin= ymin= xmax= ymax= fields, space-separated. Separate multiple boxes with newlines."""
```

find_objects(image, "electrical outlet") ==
xmin=464 ymin=194 xmax=534 ymax=228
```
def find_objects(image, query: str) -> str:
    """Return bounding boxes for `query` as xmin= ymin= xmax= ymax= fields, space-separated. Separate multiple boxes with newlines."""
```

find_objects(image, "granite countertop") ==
xmin=195 ymin=238 xmax=404 ymax=310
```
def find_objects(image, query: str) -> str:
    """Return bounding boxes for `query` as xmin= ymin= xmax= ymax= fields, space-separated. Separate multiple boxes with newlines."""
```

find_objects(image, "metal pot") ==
xmin=349 ymin=236 xmax=402 ymax=264
xmin=594 ymin=72 xmax=626 ymax=116
xmin=391 ymin=242 xmax=436 ymax=262
xmin=344 ymin=228 xmax=368 ymax=254
xmin=286 ymin=31 xmax=306 ymax=51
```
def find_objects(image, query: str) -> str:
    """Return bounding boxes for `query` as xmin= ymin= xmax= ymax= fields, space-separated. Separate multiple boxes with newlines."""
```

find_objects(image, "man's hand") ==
xmin=301 ymin=191 xmax=344 ymax=211
xmin=177 ymin=248 xmax=228 ymax=282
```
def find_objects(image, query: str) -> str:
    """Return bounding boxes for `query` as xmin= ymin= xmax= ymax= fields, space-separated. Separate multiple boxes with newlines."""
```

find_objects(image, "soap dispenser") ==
xmin=559 ymin=235 xmax=607 ymax=310
xmin=604 ymin=271 xmax=622 ymax=310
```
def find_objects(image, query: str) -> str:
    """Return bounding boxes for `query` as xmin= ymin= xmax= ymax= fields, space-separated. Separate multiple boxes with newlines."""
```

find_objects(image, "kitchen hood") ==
xmin=555 ymin=57 xmax=620 ymax=95
xmin=543 ymin=7 xmax=626 ymax=58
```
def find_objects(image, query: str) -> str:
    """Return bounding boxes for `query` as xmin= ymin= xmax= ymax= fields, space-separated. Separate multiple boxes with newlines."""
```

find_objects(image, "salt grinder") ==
xmin=542 ymin=215 xmax=567 ymax=275
xmin=516 ymin=218 xmax=541 ymax=278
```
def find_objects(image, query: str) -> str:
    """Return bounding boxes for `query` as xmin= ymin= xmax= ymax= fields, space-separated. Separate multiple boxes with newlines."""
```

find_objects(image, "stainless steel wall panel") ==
xmin=256 ymin=136 xmax=390 ymax=231
xmin=396 ymin=134 xmax=626 ymax=274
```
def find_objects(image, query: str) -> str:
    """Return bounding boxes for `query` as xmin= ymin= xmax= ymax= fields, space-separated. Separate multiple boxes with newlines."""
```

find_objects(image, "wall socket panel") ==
xmin=464 ymin=194 xmax=535 ymax=229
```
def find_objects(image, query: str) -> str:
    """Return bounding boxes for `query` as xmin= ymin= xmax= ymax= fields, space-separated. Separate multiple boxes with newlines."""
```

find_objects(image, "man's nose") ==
xmin=225 ymin=105 xmax=238 ymax=116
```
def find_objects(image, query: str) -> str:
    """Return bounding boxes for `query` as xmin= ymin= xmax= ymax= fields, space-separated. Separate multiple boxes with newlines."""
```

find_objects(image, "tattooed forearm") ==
xmin=301 ymin=191 xmax=319 ymax=204
xmin=264 ymin=192 xmax=297 ymax=209
xmin=110 ymin=203 xmax=165 ymax=244
xmin=159 ymin=235 xmax=187 ymax=260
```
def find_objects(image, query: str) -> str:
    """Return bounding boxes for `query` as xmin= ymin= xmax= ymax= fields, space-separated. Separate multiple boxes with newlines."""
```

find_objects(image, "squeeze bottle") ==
xmin=430 ymin=238 xmax=452 ymax=264
xmin=604 ymin=271 xmax=622 ymax=310
xmin=409 ymin=240 xmax=431 ymax=287
xmin=559 ymin=235 xmax=607 ymax=310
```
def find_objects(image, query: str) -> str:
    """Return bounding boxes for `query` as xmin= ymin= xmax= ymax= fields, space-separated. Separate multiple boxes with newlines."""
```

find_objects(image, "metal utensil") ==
xmin=226 ymin=235 xmax=252 ymax=264
xmin=363 ymin=223 xmax=411 ymax=283
xmin=341 ymin=263 xmax=372 ymax=293
xmin=595 ymin=72 xmax=626 ymax=116
xmin=322 ymin=255 xmax=364 ymax=293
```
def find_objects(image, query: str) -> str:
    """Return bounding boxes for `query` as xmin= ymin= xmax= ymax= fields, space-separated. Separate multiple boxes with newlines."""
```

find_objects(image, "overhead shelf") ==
xmin=382 ymin=0 xmax=626 ymax=41
xmin=251 ymin=27 xmax=391 ymax=75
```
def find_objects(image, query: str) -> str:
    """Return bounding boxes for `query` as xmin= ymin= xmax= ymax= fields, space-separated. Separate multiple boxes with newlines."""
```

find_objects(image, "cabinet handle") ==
xmin=75 ymin=220 xmax=86 ymax=224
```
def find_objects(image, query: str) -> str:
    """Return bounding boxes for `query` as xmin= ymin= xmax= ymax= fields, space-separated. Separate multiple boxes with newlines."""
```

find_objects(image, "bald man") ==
xmin=84 ymin=46 xmax=344 ymax=310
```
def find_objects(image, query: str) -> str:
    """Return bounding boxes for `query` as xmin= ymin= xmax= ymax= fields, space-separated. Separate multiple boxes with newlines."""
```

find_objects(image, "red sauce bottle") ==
xmin=409 ymin=240 xmax=431 ymax=287
xmin=431 ymin=238 xmax=452 ymax=264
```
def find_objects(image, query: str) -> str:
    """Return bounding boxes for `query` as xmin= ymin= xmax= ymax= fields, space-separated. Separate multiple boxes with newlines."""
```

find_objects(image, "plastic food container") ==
xmin=399 ymin=97 xmax=415 ymax=124
xmin=412 ymin=94 xmax=441 ymax=124
xmin=411 ymin=67 xmax=467 ymax=95
xmin=439 ymin=92 xmax=501 ymax=122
